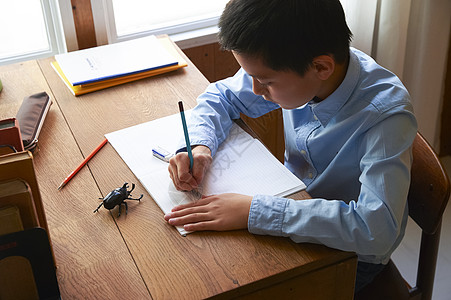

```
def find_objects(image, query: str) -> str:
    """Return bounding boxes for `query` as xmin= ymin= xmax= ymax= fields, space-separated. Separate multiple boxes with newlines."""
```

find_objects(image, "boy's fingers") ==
xmin=168 ymin=153 xmax=198 ymax=190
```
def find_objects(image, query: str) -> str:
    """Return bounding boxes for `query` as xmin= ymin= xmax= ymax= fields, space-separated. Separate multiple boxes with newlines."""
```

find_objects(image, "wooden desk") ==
xmin=0 ymin=43 xmax=356 ymax=299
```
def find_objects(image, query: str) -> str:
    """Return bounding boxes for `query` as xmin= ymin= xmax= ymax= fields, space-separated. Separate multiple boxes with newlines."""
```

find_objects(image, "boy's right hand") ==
xmin=168 ymin=145 xmax=212 ymax=191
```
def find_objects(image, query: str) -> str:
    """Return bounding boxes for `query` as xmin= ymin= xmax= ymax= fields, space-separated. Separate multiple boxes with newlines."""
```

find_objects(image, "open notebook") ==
xmin=106 ymin=111 xmax=306 ymax=235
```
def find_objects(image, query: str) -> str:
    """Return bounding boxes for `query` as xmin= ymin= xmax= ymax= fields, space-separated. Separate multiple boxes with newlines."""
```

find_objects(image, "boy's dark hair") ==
xmin=218 ymin=0 xmax=352 ymax=76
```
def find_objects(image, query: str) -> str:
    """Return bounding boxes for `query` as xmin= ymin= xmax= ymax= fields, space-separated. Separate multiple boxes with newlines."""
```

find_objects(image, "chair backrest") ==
xmin=407 ymin=133 xmax=450 ymax=299
xmin=409 ymin=133 xmax=450 ymax=234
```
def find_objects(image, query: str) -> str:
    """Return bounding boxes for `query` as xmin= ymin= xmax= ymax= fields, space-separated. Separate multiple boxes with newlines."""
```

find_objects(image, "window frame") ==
xmin=91 ymin=0 xmax=223 ymax=49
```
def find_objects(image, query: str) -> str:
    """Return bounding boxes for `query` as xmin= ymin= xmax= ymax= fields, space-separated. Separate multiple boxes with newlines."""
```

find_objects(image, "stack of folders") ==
xmin=0 ymin=152 xmax=51 ymax=245
xmin=51 ymin=35 xmax=188 ymax=96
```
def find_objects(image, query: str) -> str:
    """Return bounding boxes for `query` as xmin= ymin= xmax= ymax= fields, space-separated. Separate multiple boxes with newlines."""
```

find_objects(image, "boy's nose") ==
xmin=252 ymin=78 xmax=266 ymax=95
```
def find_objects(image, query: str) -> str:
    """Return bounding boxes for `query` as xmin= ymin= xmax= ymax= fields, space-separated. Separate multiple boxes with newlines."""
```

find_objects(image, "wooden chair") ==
xmin=355 ymin=133 xmax=450 ymax=300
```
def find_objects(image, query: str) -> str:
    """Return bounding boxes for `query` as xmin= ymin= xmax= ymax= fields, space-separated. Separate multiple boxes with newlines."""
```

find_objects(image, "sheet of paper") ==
xmin=106 ymin=111 xmax=306 ymax=235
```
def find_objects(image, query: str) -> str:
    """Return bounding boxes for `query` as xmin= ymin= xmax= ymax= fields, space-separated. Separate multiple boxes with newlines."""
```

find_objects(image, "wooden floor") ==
xmin=392 ymin=156 xmax=451 ymax=300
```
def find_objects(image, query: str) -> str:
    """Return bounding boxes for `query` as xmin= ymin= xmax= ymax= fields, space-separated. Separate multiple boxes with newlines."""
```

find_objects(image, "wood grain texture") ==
xmin=0 ymin=38 xmax=357 ymax=299
xmin=213 ymin=43 xmax=241 ymax=81
xmin=183 ymin=42 xmax=240 ymax=82
xmin=183 ymin=44 xmax=216 ymax=82
xmin=231 ymin=257 xmax=356 ymax=300
xmin=0 ymin=61 xmax=150 ymax=299
xmin=70 ymin=0 xmax=97 ymax=50
xmin=241 ymin=109 xmax=286 ymax=163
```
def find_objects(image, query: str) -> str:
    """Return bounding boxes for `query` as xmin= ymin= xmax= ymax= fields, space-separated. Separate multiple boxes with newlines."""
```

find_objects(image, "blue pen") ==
xmin=178 ymin=101 xmax=194 ymax=171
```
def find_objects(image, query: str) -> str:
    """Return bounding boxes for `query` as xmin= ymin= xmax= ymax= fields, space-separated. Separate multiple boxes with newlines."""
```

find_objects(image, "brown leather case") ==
xmin=16 ymin=92 xmax=52 ymax=152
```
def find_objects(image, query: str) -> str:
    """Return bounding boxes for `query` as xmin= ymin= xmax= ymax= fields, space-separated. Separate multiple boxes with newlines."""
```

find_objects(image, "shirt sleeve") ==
xmin=179 ymin=68 xmax=279 ymax=156
xmin=248 ymin=112 xmax=417 ymax=263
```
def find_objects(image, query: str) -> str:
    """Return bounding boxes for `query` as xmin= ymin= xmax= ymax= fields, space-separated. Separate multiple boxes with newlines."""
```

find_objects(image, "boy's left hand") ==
xmin=164 ymin=193 xmax=252 ymax=232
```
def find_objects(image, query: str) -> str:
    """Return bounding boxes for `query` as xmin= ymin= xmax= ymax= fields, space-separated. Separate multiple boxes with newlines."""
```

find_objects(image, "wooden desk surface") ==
xmin=0 ymin=43 xmax=356 ymax=299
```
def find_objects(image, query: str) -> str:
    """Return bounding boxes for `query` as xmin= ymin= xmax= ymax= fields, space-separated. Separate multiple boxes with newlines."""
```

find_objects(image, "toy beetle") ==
xmin=94 ymin=182 xmax=143 ymax=217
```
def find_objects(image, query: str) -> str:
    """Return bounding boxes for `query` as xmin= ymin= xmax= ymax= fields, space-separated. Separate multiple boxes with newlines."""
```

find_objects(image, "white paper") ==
xmin=106 ymin=111 xmax=306 ymax=235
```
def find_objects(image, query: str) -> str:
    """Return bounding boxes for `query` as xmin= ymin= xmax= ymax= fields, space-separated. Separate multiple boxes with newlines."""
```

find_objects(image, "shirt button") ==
xmin=308 ymin=173 xmax=313 ymax=179
xmin=313 ymin=114 xmax=318 ymax=120
xmin=300 ymin=150 xmax=306 ymax=155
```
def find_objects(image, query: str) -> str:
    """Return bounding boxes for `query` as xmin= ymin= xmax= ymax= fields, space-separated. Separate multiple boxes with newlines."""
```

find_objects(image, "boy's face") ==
xmin=233 ymin=52 xmax=323 ymax=109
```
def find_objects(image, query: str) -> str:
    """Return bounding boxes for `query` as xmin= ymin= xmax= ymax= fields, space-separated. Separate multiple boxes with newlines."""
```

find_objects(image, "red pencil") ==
xmin=57 ymin=138 xmax=108 ymax=190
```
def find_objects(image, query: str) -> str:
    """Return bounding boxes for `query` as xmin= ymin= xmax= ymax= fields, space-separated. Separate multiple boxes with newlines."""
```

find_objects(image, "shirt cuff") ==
xmin=248 ymin=195 xmax=288 ymax=236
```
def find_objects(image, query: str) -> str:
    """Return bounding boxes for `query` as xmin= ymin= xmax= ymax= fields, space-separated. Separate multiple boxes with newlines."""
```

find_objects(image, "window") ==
xmin=93 ymin=0 xmax=229 ymax=48
xmin=0 ymin=0 xmax=66 ymax=66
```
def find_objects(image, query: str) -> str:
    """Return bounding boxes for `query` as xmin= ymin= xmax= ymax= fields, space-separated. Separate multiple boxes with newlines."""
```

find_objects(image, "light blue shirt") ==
xmin=184 ymin=48 xmax=417 ymax=264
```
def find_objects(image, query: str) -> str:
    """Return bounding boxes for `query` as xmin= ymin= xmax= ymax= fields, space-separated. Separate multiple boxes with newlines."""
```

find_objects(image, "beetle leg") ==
xmin=124 ymin=201 xmax=128 ymax=215
xmin=117 ymin=203 xmax=122 ymax=218
xmin=127 ymin=194 xmax=143 ymax=201
xmin=93 ymin=202 xmax=104 ymax=213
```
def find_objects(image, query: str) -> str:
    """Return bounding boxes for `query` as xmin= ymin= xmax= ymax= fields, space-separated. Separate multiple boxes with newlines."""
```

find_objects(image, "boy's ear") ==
xmin=312 ymin=55 xmax=335 ymax=80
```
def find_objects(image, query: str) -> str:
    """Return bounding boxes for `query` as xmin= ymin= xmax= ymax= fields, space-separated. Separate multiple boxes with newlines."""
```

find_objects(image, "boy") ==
xmin=165 ymin=0 xmax=417 ymax=292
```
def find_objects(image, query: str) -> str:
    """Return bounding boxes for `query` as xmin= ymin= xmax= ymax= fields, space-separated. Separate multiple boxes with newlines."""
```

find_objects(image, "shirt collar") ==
xmin=308 ymin=48 xmax=360 ymax=127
